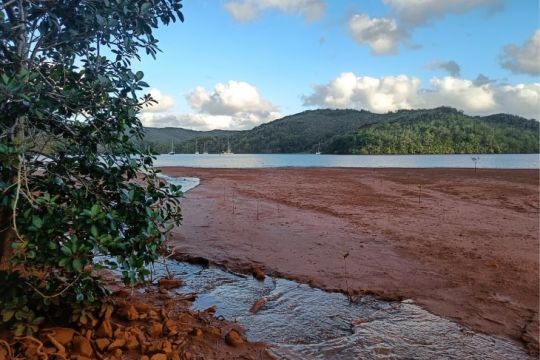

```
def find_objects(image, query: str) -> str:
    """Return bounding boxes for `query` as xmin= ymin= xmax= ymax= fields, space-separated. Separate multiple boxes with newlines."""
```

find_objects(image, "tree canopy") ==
xmin=0 ymin=0 xmax=183 ymax=335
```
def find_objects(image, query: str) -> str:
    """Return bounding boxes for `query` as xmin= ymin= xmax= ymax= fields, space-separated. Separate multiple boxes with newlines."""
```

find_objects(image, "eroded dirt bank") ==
xmin=162 ymin=167 xmax=539 ymax=353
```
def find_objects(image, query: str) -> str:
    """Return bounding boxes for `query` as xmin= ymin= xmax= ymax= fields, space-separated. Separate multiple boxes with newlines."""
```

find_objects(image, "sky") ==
xmin=139 ymin=0 xmax=540 ymax=130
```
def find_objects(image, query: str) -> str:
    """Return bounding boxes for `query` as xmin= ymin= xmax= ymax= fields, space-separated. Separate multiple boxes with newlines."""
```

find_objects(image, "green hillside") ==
xmin=326 ymin=108 xmax=539 ymax=154
xmin=143 ymin=109 xmax=384 ymax=154
xmin=140 ymin=107 xmax=539 ymax=154
xmin=140 ymin=127 xmax=238 ymax=153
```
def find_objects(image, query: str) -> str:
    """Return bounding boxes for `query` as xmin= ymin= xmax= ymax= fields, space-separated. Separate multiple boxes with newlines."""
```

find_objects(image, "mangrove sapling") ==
xmin=341 ymin=251 xmax=353 ymax=304
xmin=471 ymin=156 xmax=480 ymax=173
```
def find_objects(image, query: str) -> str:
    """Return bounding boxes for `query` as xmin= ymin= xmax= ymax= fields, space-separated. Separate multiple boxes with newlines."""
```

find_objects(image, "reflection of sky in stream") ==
xmin=158 ymin=174 xmax=200 ymax=192
xmin=154 ymin=261 xmax=531 ymax=360
xmin=154 ymin=153 xmax=540 ymax=169
xmin=156 ymin=176 xmax=532 ymax=359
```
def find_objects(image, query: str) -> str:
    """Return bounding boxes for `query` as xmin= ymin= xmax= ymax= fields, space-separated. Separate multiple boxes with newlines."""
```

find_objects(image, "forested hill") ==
xmin=140 ymin=107 xmax=539 ymax=154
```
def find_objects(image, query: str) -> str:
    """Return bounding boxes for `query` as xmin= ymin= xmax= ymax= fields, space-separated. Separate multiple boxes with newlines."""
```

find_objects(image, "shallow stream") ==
xmin=153 ymin=260 xmax=531 ymax=360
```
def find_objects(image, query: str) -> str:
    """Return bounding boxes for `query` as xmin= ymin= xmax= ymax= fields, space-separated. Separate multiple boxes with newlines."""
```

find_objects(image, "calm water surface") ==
xmin=152 ymin=260 xmax=531 ymax=360
xmin=154 ymin=153 xmax=539 ymax=169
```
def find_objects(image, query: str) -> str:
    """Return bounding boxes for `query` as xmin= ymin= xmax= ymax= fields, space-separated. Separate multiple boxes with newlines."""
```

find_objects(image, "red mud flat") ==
xmin=162 ymin=167 xmax=540 ymax=354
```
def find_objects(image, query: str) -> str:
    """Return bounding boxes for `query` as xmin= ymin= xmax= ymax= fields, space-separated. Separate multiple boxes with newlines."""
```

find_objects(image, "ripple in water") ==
xmin=155 ymin=261 xmax=531 ymax=360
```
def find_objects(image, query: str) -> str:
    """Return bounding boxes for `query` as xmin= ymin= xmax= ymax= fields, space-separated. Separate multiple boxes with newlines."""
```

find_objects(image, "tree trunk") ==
xmin=0 ymin=209 xmax=15 ymax=271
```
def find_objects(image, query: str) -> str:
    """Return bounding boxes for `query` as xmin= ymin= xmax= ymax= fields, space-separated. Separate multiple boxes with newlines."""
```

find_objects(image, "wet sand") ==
xmin=162 ymin=167 xmax=539 ymax=353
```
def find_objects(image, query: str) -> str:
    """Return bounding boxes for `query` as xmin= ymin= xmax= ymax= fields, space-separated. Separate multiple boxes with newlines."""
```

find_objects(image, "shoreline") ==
xmin=163 ymin=167 xmax=539 ymax=354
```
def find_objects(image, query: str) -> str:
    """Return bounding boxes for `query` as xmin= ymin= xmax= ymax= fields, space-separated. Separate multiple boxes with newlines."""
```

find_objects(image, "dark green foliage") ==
xmin=143 ymin=107 xmax=539 ymax=154
xmin=327 ymin=108 xmax=539 ymax=154
xmin=139 ymin=128 xmax=239 ymax=154
xmin=0 ymin=0 xmax=184 ymax=334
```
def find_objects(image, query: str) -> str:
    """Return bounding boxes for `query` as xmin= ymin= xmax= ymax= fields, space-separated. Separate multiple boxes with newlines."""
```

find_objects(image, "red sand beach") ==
xmin=162 ymin=167 xmax=539 ymax=353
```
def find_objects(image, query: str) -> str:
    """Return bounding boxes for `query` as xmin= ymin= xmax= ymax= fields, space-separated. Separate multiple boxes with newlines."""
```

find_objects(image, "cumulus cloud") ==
xmin=224 ymin=0 xmax=325 ymax=22
xmin=142 ymin=88 xmax=175 ymax=113
xmin=303 ymin=72 xmax=540 ymax=119
xmin=348 ymin=0 xmax=502 ymax=54
xmin=303 ymin=73 xmax=421 ymax=112
xmin=473 ymin=73 xmax=495 ymax=86
xmin=499 ymin=29 xmax=540 ymax=76
xmin=142 ymin=81 xmax=281 ymax=130
xmin=426 ymin=60 xmax=461 ymax=77
xmin=382 ymin=0 xmax=503 ymax=26
xmin=348 ymin=14 xmax=408 ymax=55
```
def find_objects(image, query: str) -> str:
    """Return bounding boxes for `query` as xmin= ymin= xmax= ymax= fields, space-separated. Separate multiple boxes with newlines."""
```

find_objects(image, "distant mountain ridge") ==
xmin=140 ymin=107 xmax=539 ymax=154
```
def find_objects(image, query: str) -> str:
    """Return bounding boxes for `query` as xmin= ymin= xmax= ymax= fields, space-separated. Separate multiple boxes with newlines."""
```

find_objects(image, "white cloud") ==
xmin=426 ymin=60 xmax=461 ymax=77
xmin=142 ymin=88 xmax=175 ymax=113
xmin=382 ymin=0 xmax=503 ymax=26
xmin=304 ymin=73 xmax=421 ymax=112
xmin=348 ymin=0 xmax=502 ymax=54
xmin=348 ymin=14 xmax=408 ymax=55
xmin=420 ymin=77 xmax=496 ymax=112
xmin=224 ymin=0 xmax=325 ymax=22
xmin=142 ymin=81 xmax=281 ymax=130
xmin=499 ymin=29 xmax=540 ymax=76
xmin=303 ymin=72 xmax=540 ymax=119
xmin=187 ymin=81 xmax=276 ymax=115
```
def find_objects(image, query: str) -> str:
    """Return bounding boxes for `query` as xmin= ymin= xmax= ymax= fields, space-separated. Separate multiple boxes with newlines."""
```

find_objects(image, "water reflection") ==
xmin=154 ymin=261 xmax=531 ymax=360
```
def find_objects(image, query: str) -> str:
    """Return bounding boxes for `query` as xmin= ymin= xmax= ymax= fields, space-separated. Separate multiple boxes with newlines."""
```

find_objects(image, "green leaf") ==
xmin=2 ymin=310 xmax=15 ymax=322
xmin=135 ymin=71 xmax=144 ymax=81
xmin=72 ymin=259 xmax=82 ymax=272
xmin=90 ymin=225 xmax=98 ymax=237
xmin=60 ymin=246 xmax=72 ymax=256
xmin=32 ymin=216 xmax=43 ymax=229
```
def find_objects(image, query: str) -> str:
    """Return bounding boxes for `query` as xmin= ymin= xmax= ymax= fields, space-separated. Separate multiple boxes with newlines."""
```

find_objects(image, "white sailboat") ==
xmin=195 ymin=138 xmax=200 ymax=155
xmin=168 ymin=139 xmax=175 ymax=155
xmin=223 ymin=137 xmax=233 ymax=155
xmin=203 ymin=142 xmax=208 ymax=155
xmin=315 ymin=142 xmax=322 ymax=155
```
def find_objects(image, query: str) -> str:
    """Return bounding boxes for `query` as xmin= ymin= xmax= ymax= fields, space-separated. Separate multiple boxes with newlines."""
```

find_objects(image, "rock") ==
xmin=140 ymin=356 xmax=150 ymax=360
xmin=108 ymin=338 xmax=126 ymax=350
xmin=161 ymin=340 xmax=173 ymax=354
xmin=148 ymin=309 xmax=160 ymax=321
xmin=206 ymin=326 xmax=221 ymax=337
xmin=148 ymin=322 xmax=163 ymax=338
xmin=43 ymin=327 xmax=75 ymax=345
xmin=190 ymin=328 xmax=203 ymax=337
xmin=158 ymin=277 xmax=184 ymax=290
xmin=71 ymin=356 xmax=92 ymax=360
xmin=95 ymin=338 xmax=110 ymax=351
xmin=225 ymin=330 xmax=245 ymax=347
xmin=249 ymin=298 xmax=267 ymax=314
xmin=112 ymin=348 xmax=123 ymax=357
xmin=252 ymin=268 xmax=265 ymax=281
xmin=96 ymin=319 xmax=113 ymax=338
xmin=150 ymin=354 xmax=167 ymax=360
xmin=125 ymin=334 xmax=140 ymax=350
xmin=133 ymin=302 xmax=151 ymax=313
xmin=164 ymin=319 xmax=177 ymax=333
xmin=72 ymin=335 xmax=93 ymax=357
xmin=126 ymin=305 xmax=140 ymax=320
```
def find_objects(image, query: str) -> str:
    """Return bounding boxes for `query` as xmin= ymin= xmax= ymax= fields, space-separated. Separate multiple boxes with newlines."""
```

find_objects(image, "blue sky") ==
xmin=139 ymin=0 xmax=540 ymax=130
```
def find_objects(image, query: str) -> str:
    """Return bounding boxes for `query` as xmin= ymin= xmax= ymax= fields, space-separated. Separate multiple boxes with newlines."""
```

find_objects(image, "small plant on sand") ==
xmin=341 ymin=251 xmax=353 ymax=303
xmin=471 ymin=156 xmax=480 ymax=173
xmin=0 ymin=0 xmax=184 ymax=335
